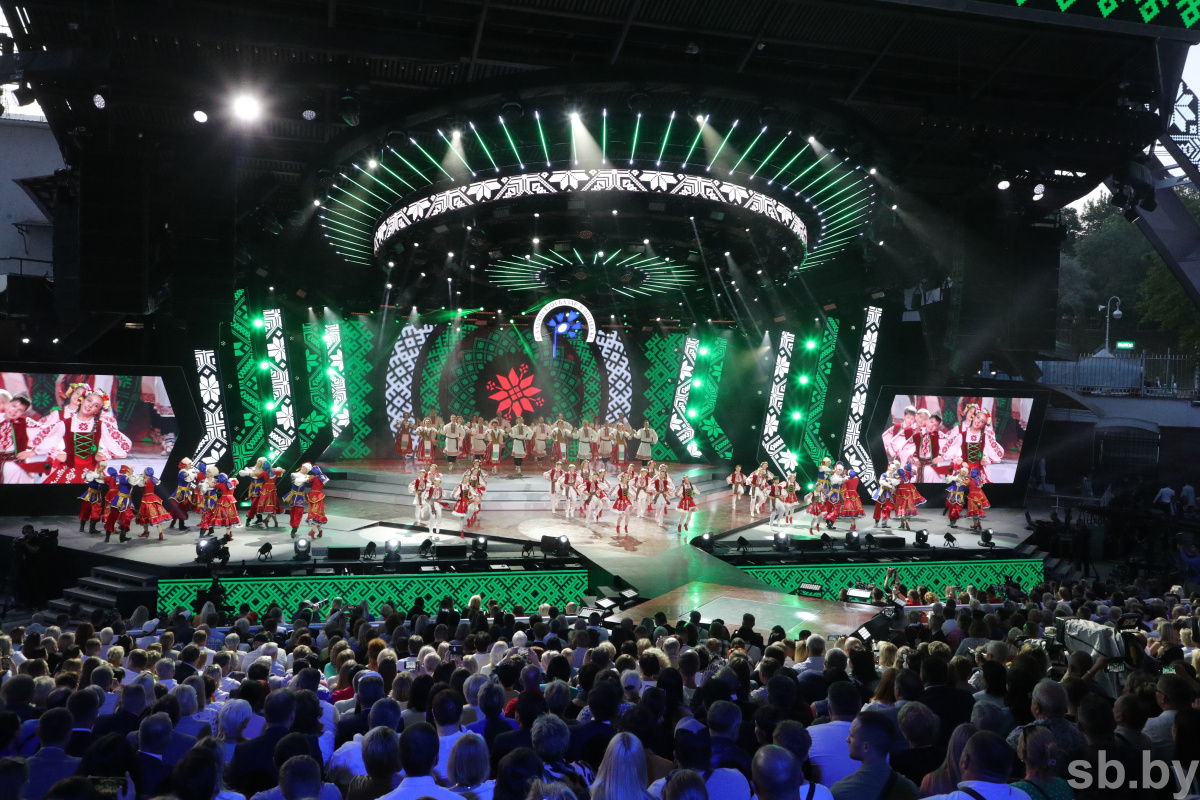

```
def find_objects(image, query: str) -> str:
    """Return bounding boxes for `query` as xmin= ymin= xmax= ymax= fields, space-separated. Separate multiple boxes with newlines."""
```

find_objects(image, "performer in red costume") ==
xmin=0 ymin=393 xmax=48 ymax=484
xmin=675 ymin=475 xmax=697 ymax=533
xmin=838 ymin=469 xmax=866 ymax=530
xmin=78 ymin=462 xmax=108 ymax=534
xmin=892 ymin=464 xmax=924 ymax=531
xmin=823 ymin=462 xmax=846 ymax=528
xmin=134 ymin=468 xmax=172 ymax=540
xmin=611 ymin=473 xmax=634 ymax=535
xmin=649 ymin=466 xmax=674 ymax=527
xmin=168 ymin=458 xmax=196 ymax=532
xmin=239 ymin=458 xmax=267 ymax=524
xmin=284 ymin=464 xmax=311 ymax=537
xmin=909 ymin=410 xmax=951 ymax=482
xmin=394 ymin=412 xmax=415 ymax=457
xmin=103 ymin=466 xmax=135 ymax=543
xmin=210 ymin=473 xmax=240 ymax=540
xmin=965 ymin=466 xmax=990 ymax=530
xmin=782 ymin=473 xmax=801 ymax=525
xmin=944 ymin=464 xmax=969 ymax=528
xmin=450 ymin=480 xmax=478 ymax=526
xmin=305 ymin=465 xmax=328 ymax=538
xmin=871 ymin=464 xmax=899 ymax=529
xmin=946 ymin=408 xmax=1005 ymax=481
xmin=726 ymin=465 xmax=747 ymax=508
xmin=32 ymin=389 xmax=132 ymax=484
xmin=257 ymin=462 xmax=283 ymax=528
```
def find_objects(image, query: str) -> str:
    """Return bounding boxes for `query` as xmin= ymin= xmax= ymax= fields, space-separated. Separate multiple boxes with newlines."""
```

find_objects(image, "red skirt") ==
xmin=677 ymin=496 xmax=697 ymax=511
xmin=395 ymin=432 xmax=412 ymax=455
xmin=839 ymin=493 xmax=866 ymax=518
xmin=45 ymin=463 xmax=90 ymax=485
xmin=612 ymin=496 xmax=632 ymax=511
xmin=485 ymin=444 xmax=502 ymax=466
xmin=258 ymin=486 xmax=281 ymax=513
xmin=306 ymin=495 xmax=328 ymax=524
xmin=784 ymin=491 xmax=798 ymax=504
xmin=966 ymin=486 xmax=989 ymax=518
xmin=894 ymin=486 xmax=917 ymax=517
xmin=806 ymin=499 xmax=824 ymax=516
xmin=452 ymin=496 xmax=473 ymax=515
xmin=136 ymin=496 xmax=171 ymax=525
xmin=211 ymin=498 xmax=240 ymax=527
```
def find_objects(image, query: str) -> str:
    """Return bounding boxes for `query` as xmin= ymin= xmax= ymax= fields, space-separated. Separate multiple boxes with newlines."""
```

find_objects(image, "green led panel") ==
xmin=800 ymin=318 xmax=839 ymax=470
xmin=157 ymin=570 xmax=590 ymax=618
xmin=324 ymin=320 xmax=376 ymax=460
xmin=691 ymin=339 xmax=733 ymax=460
xmin=297 ymin=322 xmax=332 ymax=452
xmin=642 ymin=333 xmax=686 ymax=461
xmin=229 ymin=289 xmax=267 ymax=469
xmin=742 ymin=558 xmax=1044 ymax=604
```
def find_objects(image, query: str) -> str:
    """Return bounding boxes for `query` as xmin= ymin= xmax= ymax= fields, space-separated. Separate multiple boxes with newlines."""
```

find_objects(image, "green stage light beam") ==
xmin=320 ymin=219 xmax=372 ymax=238
xmin=602 ymin=108 xmax=608 ymax=164
xmin=706 ymin=119 xmax=738 ymax=171
xmin=319 ymin=211 xmax=373 ymax=233
xmin=328 ymin=189 xmax=380 ymax=219
xmin=805 ymin=171 xmax=855 ymax=201
xmin=750 ymin=133 xmax=792 ymax=180
xmin=629 ymin=113 xmax=642 ymax=165
xmin=438 ymin=129 xmax=477 ymax=175
xmin=378 ymin=161 xmax=417 ymax=192
xmin=469 ymin=121 xmax=500 ymax=172
xmin=498 ymin=116 xmax=525 ymax=168
xmin=409 ymin=137 xmax=455 ymax=180
xmin=535 ymin=111 xmax=551 ymax=167
xmin=794 ymin=162 xmax=844 ymax=194
xmin=387 ymin=146 xmax=434 ymax=185
xmin=682 ymin=115 xmax=708 ymax=167
xmin=656 ymin=111 xmax=676 ymax=166
xmin=811 ymin=180 xmax=864 ymax=207
xmin=782 ymin=151 xmax=831 ymax=189
xmin=768 ymin=144 xmax=810 ymax=184
xmin=729 ymin=125 xmax=767 ymax=175
xmin=338 ymin=174 xmax=387 ymax=212
xmin=355 ymin=163 xmax=403 ymax=197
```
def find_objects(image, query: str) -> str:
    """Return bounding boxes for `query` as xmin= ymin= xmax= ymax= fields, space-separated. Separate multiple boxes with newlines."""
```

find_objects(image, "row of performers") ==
xmin=394 ymin=414 xmax=661 ymax=472
xmin=882 ymin=404 xmax=1007 ymax=482
xmin=406 ymin=460 xmax=702 ymax=536
xmin=0 ymin=386 xmax=134 ymax=485
xmin=727 ymin=457 xmax=992 ymax=533
xmin=75 ymin=458 xmax=332 ymax=542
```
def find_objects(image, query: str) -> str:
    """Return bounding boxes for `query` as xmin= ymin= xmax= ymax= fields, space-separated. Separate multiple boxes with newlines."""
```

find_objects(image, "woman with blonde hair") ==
xmin=862 ymin=667 xmax=899 ymax=713
xmin=215 ymin=699 xmax=252 ymax=765
xmin=877 ymin=641 xmax=898 ymax=668
xmin=390 ymin=671 xmax=414 ymax=708
xmin=920 ymin=723 xmax=978 ymax=796
xmin=447 ymin=732 xmax=493 ymax=800
xmin=590 ymin=732 xmax=654 ymax=800
xmin=1011 ymin=725 xmax=1071 ymax=799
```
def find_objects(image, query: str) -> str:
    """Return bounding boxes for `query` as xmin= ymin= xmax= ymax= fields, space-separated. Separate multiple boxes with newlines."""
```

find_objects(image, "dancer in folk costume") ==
xmin=305 ymin=465 xmax=329 ymax=538
xmin=283 ymin=463 xmax=312 ymax=537
xmin=633 ymin=467 xmax=651 ymax=518
xmin=79 ymin=461 xmax=108 ymax=534
xmin=414 ymin=417 xmax=438 ymax=464
xmin=767 ymin=478 xmax=787 ymax=530
xmin=257 ymin=462 xmax=284 ymax=528
xmin=823 ymin=463 xmax=846 ymax=529
xmin=675 ymin=474 xmax=698 ymax=533
xmin=871 ymin=465 xmax=899 ymax=529
xmin=727 ymin=465 xmax=748 ymax=507
xmin=946 ymin=408 xmax=1005 ymax=482
xmin=562 ymin=463 xmax=584 ymax=519
xmin=464 ymin=462 xmax=487 ymax=525
xmin=611 ymin=473 xmax=634 ymax=535
xmin=441 ymin=415 xmax=467 ymax=467
xmin=210 ymin=473 xmax=241 ymax=540
xmin=544 ymin=460 xmax=567 ymax=514
xmin=633 ymin=421 xmax=658 ymax=467
xmin=782 ymin=473 xmax=802 ymax=525
xmin=509 ymin=416 xmax=533 ymax=475
xmin=32 ymin=389 xmax=132 ymax=485
xmin=394 ymin=411 xmax=416 ymax=457
xmin=239 ymin=458 xmax=267 ymax=525
xmin=581 ymin=472 xmax=605 ymax=523
xmin=484 ymin=419 xmax=505 ymax=473
xmin=944 ymin=464 xmax=969 ymax=528
xmin=749 ymin=463 xmax=773 ymax=515
xmin=199 ymin=465 xmax=221 ymax=535
xmin=41 ymin=381 xmax=90 ymax=429
xmin=551 ymin=420 xmax=573 ymax=463
xmin=134 ymin=468 xmax=172 ymax=541
xmin=573 ymin=420 xmax=595 ymax=472
xmin=470 ymin=415 xmax=488 ymax=460
xmin=804 ymin=489 xmax=825 ymax=533
xmin=421 ymin=475 xmax=446 ymax=535
xmin=892 ymin=464 xmax=924 ymax=531
xmin=168 ymin=458 xmax=197 ymax=532
xmin=596 ymin=421 xmax=616 ymax=474
xmin=814 ymin=457 xmax=833 ymax=499
xmin=882 ymin=405 xmax=919 ymax=462
xmin=911 ymin=410 xmax=951 ymax=482
xmin=103 ymin=466 xmax=135 ymax=543
xmin=965 ymin=466 xmax=990 ymax=530
xmin=613 ymin=424 xmax=629 ymax=468
xmin=191 ymin=462 xmax=210 ymax=532
xmin=649 ymin=466 xmax=675 ymax=526
xmin=0 ymin=392 xmax=47 ymax=484
xmin=450 ymin=479 xmax=478 ymax=526
xmin=409 ymin=467 xmax=431 ymax=527
xmin=838 ymin=469 xmax=866 ymax=530
xmin=532 ymin=417 xmax=550 ymax=465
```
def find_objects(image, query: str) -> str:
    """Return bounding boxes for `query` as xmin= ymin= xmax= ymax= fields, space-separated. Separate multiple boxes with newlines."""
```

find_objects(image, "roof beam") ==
xmin=610 ymin=0 xmax=641 ymax=66
xmin=845 ymin=19 xmax=909 ymax=102
xmin=466 ymin=0 xmax=490 ymax=81
xmin=737 ymin=1 xmax=775 ymax=74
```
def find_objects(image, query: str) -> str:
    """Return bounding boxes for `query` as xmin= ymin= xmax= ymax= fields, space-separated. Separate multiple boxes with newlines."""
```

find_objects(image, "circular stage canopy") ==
xmin=319 ymin=98 xmax=878 ymax=311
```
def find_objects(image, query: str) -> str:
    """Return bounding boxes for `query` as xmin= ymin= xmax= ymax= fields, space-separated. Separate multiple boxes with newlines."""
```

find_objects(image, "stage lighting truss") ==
xmin=760 ymin=331 xmax=799 ymax=474
xmin=669 ymin=337 xmax=702 ymax=458
xmin=840 ymin=306 xmax=882 ymax=495
xmin=385 ymin=324 xmax=436 ymax=436
xmin=488 ymin=249 xmax=695 ymax=298
xmin=322 ymin=112 xmax=878 ymax=269
xmin=263 ymin=309 xmax=296 ymax=462
xmin=323 ymin=323 xmax=349 ymax=440
xmin=191 ymin=349 xmax=229 ymax=464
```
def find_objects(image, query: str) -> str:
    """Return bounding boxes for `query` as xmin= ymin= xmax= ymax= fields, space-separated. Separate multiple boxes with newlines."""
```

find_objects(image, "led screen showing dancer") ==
xmin=879 ymin=394 xmax=1033 ymax=484
xmin=0 ymin=372 xmax=176 ymax=485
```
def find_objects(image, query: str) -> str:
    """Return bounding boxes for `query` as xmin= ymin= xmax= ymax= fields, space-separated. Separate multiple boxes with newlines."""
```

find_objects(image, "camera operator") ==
xmin=11 ymin=525 xmax=45 ymax=608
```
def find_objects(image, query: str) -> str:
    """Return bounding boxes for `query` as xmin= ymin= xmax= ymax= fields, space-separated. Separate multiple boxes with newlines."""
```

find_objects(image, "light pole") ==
xmin=1098 ymin=296 xmax=1122 ymax=355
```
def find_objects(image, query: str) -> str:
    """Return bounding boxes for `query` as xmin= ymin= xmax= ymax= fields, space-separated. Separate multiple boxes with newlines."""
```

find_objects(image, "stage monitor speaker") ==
xmin=436 ymin=544 xmax=468 ymax=559
xmin=117 ymin=588 xmax=159 ymax=619
xmin=850 ymin=611 xmax=896 ymax=645
xmin=792 ymin=537 xmax=824 ymax=552
xmin=326 ymin=546 xmax=361 ymax=560
xmin=872 ymin=535 xmax=905 ymax=549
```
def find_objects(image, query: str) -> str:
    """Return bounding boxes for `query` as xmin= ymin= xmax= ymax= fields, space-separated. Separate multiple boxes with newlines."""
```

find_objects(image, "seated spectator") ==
xmin=379 ymin=722 xmax=461 ymax=800
xmin=807 ymin=681 xmax=860 ymax=787
xmin=1011 ymin=726 xmax=1071 ymax=799
xmin=752 ymin=744 xmax=833 ymax=800
xmin=230 ymin=689 xmax=300 ymax=796
xmin=1144 ymin=673 xmax=1194 ymax=760
xmin=922 ymin=731 xmax=1016 ymax=800
xmin=19 ymin=709 xmax=77 ymax=800
xmin=493 ymin=691 xmax=548 ymax=772
xmin=1114 ymin=693 xmax=1152 ymax=751
xmin=889 ymin=702 xmax=942 ymax=787
xmin=590 ymin=732 xmax=653 ymax=800
xmin=533 ymin=714 xmax=593 ymax=796
xmin=831 ymin=710 xmax=917 ymax=800
xmin=918 ymin=658 xmax=974 ymax=750
xmin=93 ymin=684 xmax=147 ymax=739
xmin=446 ymin=732 xmax=493 ymax=800
xmin=170 ymin=684 xmax=212 ymax=739
xmin=330 ymin=698 xmax=402 ymax=788
xmin=169 ymin=745 xmax=225 ymax=800
xmin=347 ymin=727 xmax=402 ymax=800
xmin=63 ymin=687 xmax=100 ymax=758
xmin=706 ymin=699 xmax=752 ymax=779
xmin=567 ymin=679 xmax=619 ymax=768
xmin=466 ymin=681 xmax=517 ymax=749
xmin=135 ymin=712 xmax=176 ymax=799
xmin=214 ymin=698 xmax=251 ymax=765
xmin=336 ymin=673 xmax=385 ymax=748
xmin=493 ymin=748 xmax=545 ymax=800
xmin=648 ymin=726 xmax=750 ymax=800
xmin=1004 ymin=679 xmax=1087 ymax=762
xmin=253 ymin=754 xmax=341 ymax=800
xmin=431 ymin=689 xmax=467 ymax=783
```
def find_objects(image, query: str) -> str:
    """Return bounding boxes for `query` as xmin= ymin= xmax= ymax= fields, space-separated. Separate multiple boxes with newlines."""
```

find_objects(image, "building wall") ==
xmin=0 ymin=117 xmax=63 ymax=277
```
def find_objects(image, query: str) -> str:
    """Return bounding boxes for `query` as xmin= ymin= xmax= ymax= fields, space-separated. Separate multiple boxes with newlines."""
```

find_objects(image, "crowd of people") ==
xmin=1 ymin=574 xmax=1199 ymax=800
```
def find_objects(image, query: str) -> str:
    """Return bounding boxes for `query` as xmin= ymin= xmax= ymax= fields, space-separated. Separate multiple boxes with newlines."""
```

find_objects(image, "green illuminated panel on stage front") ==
xmin=157 ymin=569 xmax=590 ymax=618
xmin=743 ymin=558 xmax=1043 ymax=603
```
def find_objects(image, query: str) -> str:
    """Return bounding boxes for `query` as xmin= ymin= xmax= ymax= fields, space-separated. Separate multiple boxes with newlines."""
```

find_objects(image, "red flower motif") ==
xmin=486 ymin=365 xmax=543 ymax=416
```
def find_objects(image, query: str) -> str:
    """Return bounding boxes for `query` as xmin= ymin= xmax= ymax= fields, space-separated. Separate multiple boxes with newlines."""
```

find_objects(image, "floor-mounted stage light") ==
xmin=864 ymin=533 xmax=877 ymax=552
xmin=773 ymin=532 xmax=790 ymax=552
xmin=914 ymin=529 xmax=931 ymax=549
xmin=980 ymin=529 xmax=995 ymax=549
xmin=294 ymin=537 xmax=311 ymax=561
xmin=196 ymin=537 xmax=217 ymax=564
xmin=820 ymin=533 xmax=836 ymax=551
xmin=471 ymin=537 xmax=488 ymax=559
xmin=691 ymin=533 xmax=713 ymax=553
xmin=363 ymin=541 xmax=377 ymax=560
xmin=844 ymin=531 xmax=861 ymax=550
xmin=418 ymin=538 xmax=434 ymax=558
xmin=943 ymin=531 xmax=957 ymax=547
xmin=257 ymin=542 xmax=273 ymax=561
xmin=736 ymin=536 xmax=749 ymax=554
xmin=521 ymin=542 xmax=536 ymax=558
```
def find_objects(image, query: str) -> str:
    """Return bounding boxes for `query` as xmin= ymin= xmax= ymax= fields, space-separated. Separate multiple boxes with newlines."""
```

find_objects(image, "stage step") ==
xmin=92 ymin=566 xmax=157 ymax=587
xmin=48 ymin=598 xmax=99 ymax=617
xmin=64 ymin=587 xmax=118 ymax=608
xmin=79 ymin=577 xmax=135 ymax=594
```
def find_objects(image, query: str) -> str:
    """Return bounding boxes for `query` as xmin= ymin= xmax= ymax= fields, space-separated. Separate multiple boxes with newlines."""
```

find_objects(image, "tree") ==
xmin=1136 ymin=258 xmax=1200 ymax=353
xmin=1058 ymin=255 xmax=1095 ymax=316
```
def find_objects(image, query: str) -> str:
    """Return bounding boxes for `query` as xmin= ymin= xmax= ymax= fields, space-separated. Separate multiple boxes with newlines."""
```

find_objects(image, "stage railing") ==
xmin=1036 ymin=354 xmax=1199 ymax=399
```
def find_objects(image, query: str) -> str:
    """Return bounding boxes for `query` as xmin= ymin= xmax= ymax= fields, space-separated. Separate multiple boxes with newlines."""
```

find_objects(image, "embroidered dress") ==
xmin=135 ymin=477 xmax=172 ymax=525
xmin=677 ymin=484 xmax=697 ymax=511
xmin=838 ymin=475 xmax=866 ymax=518
xmin=966 ymin=475 xmax=990 ymax=519
xmin=34 ymin=415 xmax=132 ymax=485
xmin=259 ymin=469 xmax=283 ymax=513
xmin=611 ymin=485 xmax=633 ymax=511
xmin=211 ymin=480 xmax=241 ymax=527
xmin=306 ymin=475 xmax=328 ymax=524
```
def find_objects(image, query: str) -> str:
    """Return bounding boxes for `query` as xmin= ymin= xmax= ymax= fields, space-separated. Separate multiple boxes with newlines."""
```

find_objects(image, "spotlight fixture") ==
xmin=997 ymin=179 xmax=1010 ymax=191
xmin=844 ymin=531 xmax=861 ymax=550
xmin=302 ymin=108 xmax=318 ymax=121
xmin=232 ymin=94 xmax=261 ymax=121
xmin=914 ymin=529 xmax=931 ymax=548
xmin=92 ymin=93 xmax=106 ymax=110
xmin=521 ymin=542 xmax=537 ymax=558
xmin=734 ymin=536 xmax=750 ymax=554
xmin=864 ymin=533 xmax=877 ymax=552
xmin=363 ymin=541 xmax=377 ymax=560
xmin=257 ymin=542 xmax=273 ymax=561
xmin=472 ymin=537 xmax=488 ymax=554
xmin=980 ymin=529 xmax=995 ymax=549
xmin=418 ymin=538 xmax=434 ymax=558
xmin=943 ymin=531 xmax=957 ymax=547
xmin=773 ymin=532 xmax=790 ymax=552
xmin=294 ymin=537 xmax=311 ymax=561
xmin=820 ymin=533 xmax=836 ymax=551
xmin=384 ymin=538 xmax=401 ymax=564
xmin=691 ymin=533 xmax=713 ymax=553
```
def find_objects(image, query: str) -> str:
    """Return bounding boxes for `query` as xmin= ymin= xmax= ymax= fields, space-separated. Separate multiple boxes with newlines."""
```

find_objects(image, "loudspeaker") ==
xmin=436 ymin=544 xmax=468 ymax=559
xmin=792 ymin=537 xmax=825 ymax=552
xmin=872 ymin=535 xmax=905 ymax=549
xmin=326 ymin=546 xmax=361 ymax=560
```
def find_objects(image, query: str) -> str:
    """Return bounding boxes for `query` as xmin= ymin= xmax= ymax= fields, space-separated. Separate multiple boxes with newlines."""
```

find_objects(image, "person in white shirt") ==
xmin=378 ymin=722 xmax=462 ymax=800
xmin=328 ymin=698 xmax=402 ymax=788
xmin=1144 ymin=674 xmax=1194 ymax=761
xmin=648 ymin=725 xmax=751 ymax=800
xmin=154 ymin=658 xmax=177 ymax=691
xmin=796 ymin=635 xmax=826 ymax=674
xmin=430 ymin=688 xmax=466 ymax=784
xmin=922 ymin=730 xmax=1032 ymax=799
xmin=807 ymin=682 xmax=861 ymax=788
xmin=1154 ymin=485 xmax=1177 ymax=514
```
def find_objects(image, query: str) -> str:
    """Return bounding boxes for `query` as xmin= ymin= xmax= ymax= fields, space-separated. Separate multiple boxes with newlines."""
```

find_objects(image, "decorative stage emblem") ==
xmin=487 ymin=365 xmax=544 ymax=416
xmin=532 ymin=299 xmax=597 ymax=357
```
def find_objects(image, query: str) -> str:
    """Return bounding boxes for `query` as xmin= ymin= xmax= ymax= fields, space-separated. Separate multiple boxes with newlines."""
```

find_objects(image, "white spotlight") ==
xmin=232 ymin=95 xmax=261 ymax=121
xmin=92 ymin=93 xmax=106 ymax=110
xmin=367 ymin=159 xmax=377 ymax=169
xmin=997 ymin=179 xmax=1011 ymax=191
xmin=193 ymin=110 xmax=208 ymax=123
xmin=313 ymin=199 xmax=321 ymax=206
